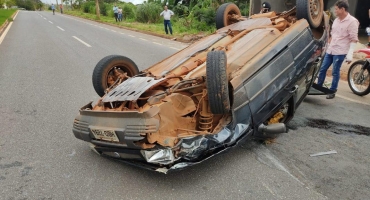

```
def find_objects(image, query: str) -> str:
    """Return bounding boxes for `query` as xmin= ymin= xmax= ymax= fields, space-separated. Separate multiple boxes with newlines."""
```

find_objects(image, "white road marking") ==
xmin=111 ymin=30 xmax=117 ymax=33
xmin=120 ymin=32 xmax=125 ymax=35
xmin=105 ymin=28 xmax=110 ymax=30
xmin=72 ymin=36 xmax=91 ymax=47
xmin=99 ymin=27 xmax=104 ymax=29
xmin=129 ymin=35 xmax=135 ymax=37
xmin=57 ymin=26 xmax=65 ymax=31
xmin=49 ymin=21 xmax=53 ymax=24
xmin=170 ymin=47 xmax=180 ymax=50
xmin=139 ymin=38 xmax=147 ymax=41
xmin=43 ymin=18 xmax=47 ymax=20
xmin=0 ymin=22 xmax=13 ymax=45
xmin=336 ymin=94 xmax=370 ymax=106
xmin=153 ymin=42 xmax=162 ymax=46
xmin=13 ymin=11 xmax=19 ymax=20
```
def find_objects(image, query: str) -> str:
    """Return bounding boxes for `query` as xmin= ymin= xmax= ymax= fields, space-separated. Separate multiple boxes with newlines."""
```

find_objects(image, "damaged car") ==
xmin=73 ymin=0 xmax=329 ymax=173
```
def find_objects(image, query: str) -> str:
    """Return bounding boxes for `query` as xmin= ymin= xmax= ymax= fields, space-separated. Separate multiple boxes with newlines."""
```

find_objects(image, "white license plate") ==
xmin=91 ymin=129 xmax=119 ymax=142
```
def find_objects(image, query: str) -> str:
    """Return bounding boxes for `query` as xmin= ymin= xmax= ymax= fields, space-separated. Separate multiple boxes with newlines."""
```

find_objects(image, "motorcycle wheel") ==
xmin=347 ymin=60 xmax=370 ymax=96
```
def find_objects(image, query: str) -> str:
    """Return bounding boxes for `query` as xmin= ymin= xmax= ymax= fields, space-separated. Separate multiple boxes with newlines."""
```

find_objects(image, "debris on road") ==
xmin=310 ymin=150 xmax=337 ymax=157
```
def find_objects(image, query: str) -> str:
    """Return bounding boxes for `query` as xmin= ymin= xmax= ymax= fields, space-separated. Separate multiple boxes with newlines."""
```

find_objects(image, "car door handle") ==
xmin=287 ymin=85 xmax=299 ymax=94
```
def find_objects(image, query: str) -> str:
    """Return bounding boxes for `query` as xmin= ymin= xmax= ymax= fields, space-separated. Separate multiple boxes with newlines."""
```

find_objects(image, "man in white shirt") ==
xmin=160 ymin=6 xmax=174 ymax=35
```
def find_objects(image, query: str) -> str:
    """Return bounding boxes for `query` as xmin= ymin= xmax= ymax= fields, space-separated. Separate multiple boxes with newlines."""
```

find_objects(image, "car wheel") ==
xmin=215 ymin=3 xmax=241 ymax=29
xmin=296 ymin=0 xmax=324 ymax=28
xmin=206 ymin=50 xmax=230 ymax=114
xmin=92 ymin=55 xmax=139 ymax=97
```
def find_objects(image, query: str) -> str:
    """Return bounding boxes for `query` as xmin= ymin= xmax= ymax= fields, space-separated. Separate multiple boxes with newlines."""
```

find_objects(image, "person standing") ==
xmin=51 ymin=4 xmax=55 ymax=15
xmin=113 ymin=4 xmax=118 ymax=22
xmin=118 ymin=7 xmax=123 ymax=22
xmin=60 ymin=4 xmax=63 ymax=14
xmin=317 ymin=0 xmax=359 ymax=99
xmin=160 ymin=6 xmax=174 ymax=35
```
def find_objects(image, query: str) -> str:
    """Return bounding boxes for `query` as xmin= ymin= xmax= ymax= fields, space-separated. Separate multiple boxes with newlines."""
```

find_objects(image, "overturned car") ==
xmin=73 ymin=0 xmax=329 ymax=173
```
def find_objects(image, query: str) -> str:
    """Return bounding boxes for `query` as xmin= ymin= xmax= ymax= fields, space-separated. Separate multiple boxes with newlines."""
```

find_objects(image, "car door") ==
xmin=244 ymin=47 xmax=296 ymax=128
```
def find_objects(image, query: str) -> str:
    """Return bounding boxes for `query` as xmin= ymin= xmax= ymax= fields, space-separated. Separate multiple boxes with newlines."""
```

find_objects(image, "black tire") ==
xmin=92 ymin=55 xmax=139 ymax=97
xmin=296 ymin=0 xmax=324 ymax=28
xmin=216 ymin=3 xmax=241 ymax=29
xmin=206 ymin=51 xmax=230 ymax=114
xmin=347 ymin=60 xmax=370 ymax=96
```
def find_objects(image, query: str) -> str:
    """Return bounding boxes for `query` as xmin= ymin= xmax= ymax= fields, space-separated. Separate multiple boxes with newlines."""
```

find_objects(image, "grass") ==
xmin=0 ymin=9 xmax=17 ymax=27
xmin=64 ymin=10 xmax=214 ymax=41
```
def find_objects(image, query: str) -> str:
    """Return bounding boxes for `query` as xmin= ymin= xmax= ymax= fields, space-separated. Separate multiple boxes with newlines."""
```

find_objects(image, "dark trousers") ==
xmin=164 ymin=20 xmax=172 ymax=35
xmin=114 ymin=13 xmax=118 ymax=22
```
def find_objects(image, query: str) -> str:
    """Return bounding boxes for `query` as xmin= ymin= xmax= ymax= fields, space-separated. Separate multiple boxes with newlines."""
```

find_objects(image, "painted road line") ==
xmin=120 ymin=32 xmax=125 ymax=35
xmin=72 ymin=36 xmax=91 ymax=47
xmin=49 ymin=21 xmax=53 ymax=24
xmin=13 ymin=11 xmax=19 ymax=20
xmin=0 ymin=22 xmax=13 ymax=45
xmin=170 ymin=47 xmax=181 ymax=50
xmin=105 ymin=28 xmax=110 ymax=30
xmin=129 ymin=35 xmax=135 ymax=37
xmin=153 ymin=42 xmax=163 ymax=46
xmin=140 ymin=38 xmax=147 ymax=41
xmin=111 ymin=30 xmax=117 ymax=33
xmin=336 ymin=94 xmax=370 ymax=106
xmin=44 ymin=18 xmax=47 ymax=20
xmin=57 ymin=26 xmax=65 ymax=31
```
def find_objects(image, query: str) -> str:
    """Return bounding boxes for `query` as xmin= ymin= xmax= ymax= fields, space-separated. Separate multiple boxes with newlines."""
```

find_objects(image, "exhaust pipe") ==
xmin=258 ymin=123 xmax=287 ymax=134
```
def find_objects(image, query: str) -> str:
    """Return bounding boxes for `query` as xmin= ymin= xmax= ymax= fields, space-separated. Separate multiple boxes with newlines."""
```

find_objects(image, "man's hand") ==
xmin=346 ymin=42 xmax=357 ymax=64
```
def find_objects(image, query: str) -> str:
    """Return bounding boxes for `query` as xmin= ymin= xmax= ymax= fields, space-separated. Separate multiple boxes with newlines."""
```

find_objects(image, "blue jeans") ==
xmin=118 ymin=13 xmax=122 ymax=21
xmin=164 ymin=20 xmax=172 ymax=35
xmin=317 ymin=53 xmax=346 ymax=91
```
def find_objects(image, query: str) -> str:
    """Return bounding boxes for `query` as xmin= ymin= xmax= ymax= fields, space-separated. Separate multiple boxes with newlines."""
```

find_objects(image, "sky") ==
xmin=42 ymin=0 xmax=146 ymax=5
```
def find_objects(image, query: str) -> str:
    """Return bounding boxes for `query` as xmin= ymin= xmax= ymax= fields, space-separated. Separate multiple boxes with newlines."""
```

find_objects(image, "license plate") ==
xmin=91 ymin=129 xmax=119 ymax=142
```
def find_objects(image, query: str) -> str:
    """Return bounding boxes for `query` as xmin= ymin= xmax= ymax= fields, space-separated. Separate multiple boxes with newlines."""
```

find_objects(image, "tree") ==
xmin=95 ymin=0 xmax=100 ymax=19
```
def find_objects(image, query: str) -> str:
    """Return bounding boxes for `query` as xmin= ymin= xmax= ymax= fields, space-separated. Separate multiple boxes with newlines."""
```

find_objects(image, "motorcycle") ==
xmin=347 ymin=48 xmax=370 ymax=96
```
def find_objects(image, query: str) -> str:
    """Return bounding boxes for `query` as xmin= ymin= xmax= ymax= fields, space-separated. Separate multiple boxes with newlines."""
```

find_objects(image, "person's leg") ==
xmin=164 ymin=20 xmax=169 ymax=34
xmin=366 ymin=27 xmax=370 ymax=46
xmin=317 ymin=53 xmax=334 ymax=86
xmin=114 ymin=13 xmax=118 ymax=22
xmin=330 ymin=54 xmax=346 ymax=91
xmin=168 ymin=21 xmax=173 ymax=35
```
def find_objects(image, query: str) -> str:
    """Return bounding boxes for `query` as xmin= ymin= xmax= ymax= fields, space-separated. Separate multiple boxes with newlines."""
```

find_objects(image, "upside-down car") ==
xmin=73 ymin=0 xmax=329 ymax=173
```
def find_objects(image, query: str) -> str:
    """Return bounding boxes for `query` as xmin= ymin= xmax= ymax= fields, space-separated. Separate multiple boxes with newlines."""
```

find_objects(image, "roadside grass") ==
xmin=64 ymin=10 xmax=214 ymax=40
xmin=0 ymin=9 xmax=17 ymax=26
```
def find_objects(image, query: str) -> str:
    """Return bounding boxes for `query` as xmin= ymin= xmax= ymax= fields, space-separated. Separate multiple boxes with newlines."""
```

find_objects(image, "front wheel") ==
xmin=347 ymin=60 xmax=370 ymax=96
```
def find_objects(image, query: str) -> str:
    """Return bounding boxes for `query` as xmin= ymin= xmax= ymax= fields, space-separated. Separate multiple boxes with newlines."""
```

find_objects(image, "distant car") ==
xmin=73 ymin=0 xmax=329 ymax=173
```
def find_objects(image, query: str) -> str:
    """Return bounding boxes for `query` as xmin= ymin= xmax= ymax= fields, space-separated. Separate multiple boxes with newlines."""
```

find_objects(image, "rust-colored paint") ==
xmin=87 ymin=8 xmax=322 ymax=148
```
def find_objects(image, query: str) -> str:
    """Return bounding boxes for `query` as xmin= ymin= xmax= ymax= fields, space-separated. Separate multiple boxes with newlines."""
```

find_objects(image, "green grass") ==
xmin=64 ymin=10 xmax=214 ymax=40
xmin=0 ymin=9 xmax=17 ymax=26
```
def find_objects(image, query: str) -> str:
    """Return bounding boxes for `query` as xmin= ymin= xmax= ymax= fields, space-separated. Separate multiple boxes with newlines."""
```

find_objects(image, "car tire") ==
xmin=92 ymin=55 xmax=139 ymax=97
xmin=296 ymin=0 xmax=324 ymax=28
xmin=215 ymin=3 xmax=241 ymax=29
xmin=206 ymin=50 xmax=230 ymax=114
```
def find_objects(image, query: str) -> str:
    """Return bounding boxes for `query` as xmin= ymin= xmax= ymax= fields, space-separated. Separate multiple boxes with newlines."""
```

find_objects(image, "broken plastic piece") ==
xmin=310 ymin=150 xmax=337 ymax=157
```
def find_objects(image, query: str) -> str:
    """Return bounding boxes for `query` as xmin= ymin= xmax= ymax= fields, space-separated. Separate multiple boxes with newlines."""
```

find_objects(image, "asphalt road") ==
xmin=0 ymin=11 xmax=369 ymax=200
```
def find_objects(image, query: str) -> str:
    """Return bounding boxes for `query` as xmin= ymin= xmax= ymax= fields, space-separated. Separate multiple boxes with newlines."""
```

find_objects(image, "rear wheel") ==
xmin=92 ymin=55 xmax=139 ymax=97
xmin=348 ymin=60 xmax=370 ymax=96
xmin=296 ymin=0 xmax=324 ymax=28
xmin=215 ymin=3 xmax=241 ymax=29
xmin=206 ymin=51 xmax=230 ymax=114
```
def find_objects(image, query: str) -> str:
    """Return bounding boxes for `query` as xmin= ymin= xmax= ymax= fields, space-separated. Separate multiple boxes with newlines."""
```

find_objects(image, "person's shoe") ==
xmin=326 ymin=93 xmax=336 ymax=99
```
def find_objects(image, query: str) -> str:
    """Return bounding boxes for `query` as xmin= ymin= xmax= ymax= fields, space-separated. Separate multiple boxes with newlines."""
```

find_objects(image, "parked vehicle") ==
xmin=348 ymin=48 xmax=370 ymax=96
xmin=73 ymin=0 xmax=329 ymax=173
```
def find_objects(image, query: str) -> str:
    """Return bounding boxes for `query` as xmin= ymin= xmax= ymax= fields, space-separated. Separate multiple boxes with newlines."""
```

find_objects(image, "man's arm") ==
xmin=160 ymin=11 xmax=164 ymax=16
xmin=346 ymin=21 xmax=359 ymax=63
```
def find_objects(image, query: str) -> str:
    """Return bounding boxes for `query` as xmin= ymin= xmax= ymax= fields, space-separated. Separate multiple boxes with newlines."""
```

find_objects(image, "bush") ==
xmin=192 ymin=6 xmax=215 ymax=26
xmin=173 ymin=4 xmax=188 ymax=18
xmin=82 ymin=2 xmax=95 ymax=14
xmin=136 ymin=2 xmax=162 ymax=23
xmin=123 ymin=3 xmax=136 ymax=20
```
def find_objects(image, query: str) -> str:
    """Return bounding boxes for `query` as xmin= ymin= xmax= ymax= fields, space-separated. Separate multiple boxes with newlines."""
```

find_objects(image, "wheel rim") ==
xmin=349 ymin=64 xmax=370 ymax=93
xmin=224 ymin=8 xmax=240 ymax=26
xmin=310 ymin=0 xmax=322 ymax=23
xmin=106 ymin=65 xmax=132 ymax=88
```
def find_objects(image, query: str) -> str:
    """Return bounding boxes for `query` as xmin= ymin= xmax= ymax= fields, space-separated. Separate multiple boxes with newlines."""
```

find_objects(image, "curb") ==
xmin=0 ymin=10 xmax=19 ymax=37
